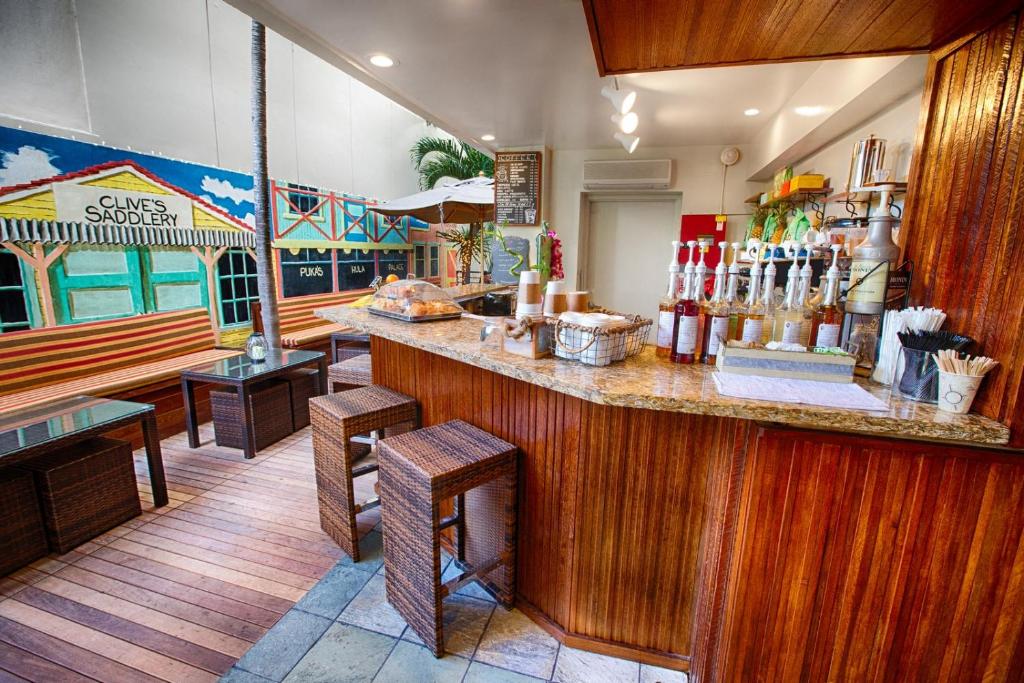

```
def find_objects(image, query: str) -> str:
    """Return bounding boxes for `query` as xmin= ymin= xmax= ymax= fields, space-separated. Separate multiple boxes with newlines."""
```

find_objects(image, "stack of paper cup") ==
xmin=937 ymin=371 xmax=984 ymax=414
xmin=516 ymin=270 xmax=542 ymax=318
xmin=544 ymin=280 xmax=568 ymax=316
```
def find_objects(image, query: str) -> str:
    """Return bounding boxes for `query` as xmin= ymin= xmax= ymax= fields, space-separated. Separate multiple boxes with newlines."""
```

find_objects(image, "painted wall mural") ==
xmin=0 ymin=126 xmax=445 ymax=338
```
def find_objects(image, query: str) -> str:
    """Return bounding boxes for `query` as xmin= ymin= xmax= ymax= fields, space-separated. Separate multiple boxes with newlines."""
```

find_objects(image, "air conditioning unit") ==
xmin=582 ymin=159 xmax=672 ymax=190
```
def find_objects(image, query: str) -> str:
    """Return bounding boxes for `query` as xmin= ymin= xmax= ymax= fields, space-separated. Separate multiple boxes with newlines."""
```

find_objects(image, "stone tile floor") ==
xmin=220 ymin=531 xmax=688 ymax=683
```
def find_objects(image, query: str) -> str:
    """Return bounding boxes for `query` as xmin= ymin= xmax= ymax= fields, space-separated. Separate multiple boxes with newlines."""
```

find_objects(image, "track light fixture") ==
xmin=614 ymin=132 xmax=640 ymax=154
xmin=611 ymin=112 xmax=639 ymax=134
xmin=601 ymin=85 xmax=637 ymax=115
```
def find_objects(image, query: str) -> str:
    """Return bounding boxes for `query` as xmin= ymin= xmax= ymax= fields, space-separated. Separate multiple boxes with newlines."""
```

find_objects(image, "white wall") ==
xmin=0 ymin=0 xmax=438 ymax=200
xmin=785 ymin=90 xmax=923 ymax=218
xmin=546 ymin=145 xmax=760 ymax=288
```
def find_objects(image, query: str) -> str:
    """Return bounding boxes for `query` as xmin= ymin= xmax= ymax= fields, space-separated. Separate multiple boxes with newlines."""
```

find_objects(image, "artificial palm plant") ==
xmin=411 ymin=137 xmax=494 ymax=283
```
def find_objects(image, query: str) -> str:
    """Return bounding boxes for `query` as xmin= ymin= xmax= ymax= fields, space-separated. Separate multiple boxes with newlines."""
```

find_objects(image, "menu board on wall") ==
xmin=494 ymin=151 xmax=542 ymax=226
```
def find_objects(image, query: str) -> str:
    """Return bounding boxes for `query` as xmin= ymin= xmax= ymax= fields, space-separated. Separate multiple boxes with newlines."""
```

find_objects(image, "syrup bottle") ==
xmin=723 ymin=242 xmax=741 ymax=341
xmin=671 ymin=242 xmax=701 ymax=364
xmin=735 ymin=241 xmax=764 ymax=343
xmin=810 ymin=244 xmax=844 ymax=347
xmin=759 ymin=248 xmax=779 ymax=344
xmin=655 ymin=240 xmax=682 ymax=358
xmin=701 ymin=241 xmax=732 ymax=364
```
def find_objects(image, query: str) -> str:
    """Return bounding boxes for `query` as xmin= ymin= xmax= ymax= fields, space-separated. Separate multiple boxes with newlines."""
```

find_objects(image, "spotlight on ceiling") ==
xmin=614 ymin=132 xmax=640 ymax=154
xmin=601 ymin=86 xmax=637 ymax=115
xmin=743 ymin=108 xmax=760 ymax=116
xmin=368 ymin=54 xmax=396 ymax=68
xmin=611 ymin=112 xmax=639 ymax=134
xmin=481 ymin=134 xmax=495 ymax=141
xmin=794 ymin=105 xmax=826 ymax=117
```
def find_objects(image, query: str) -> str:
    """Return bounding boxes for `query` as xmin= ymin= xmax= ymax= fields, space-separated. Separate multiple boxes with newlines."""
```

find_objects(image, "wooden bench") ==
xmin=0 ymin=309 xmax=238 ymax=424
xmin=250 ymin=292 xmax=355 ymax=350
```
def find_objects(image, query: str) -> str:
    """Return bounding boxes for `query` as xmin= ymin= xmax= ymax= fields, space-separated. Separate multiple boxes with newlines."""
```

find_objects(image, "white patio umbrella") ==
xmin=370 ymin=176 xmax=494 ymax=224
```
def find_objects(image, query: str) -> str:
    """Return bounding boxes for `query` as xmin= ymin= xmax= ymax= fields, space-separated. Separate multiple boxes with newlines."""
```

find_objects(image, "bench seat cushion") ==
xmin=0 ymin=348 xmax=239 ymax=415
xmin=281 ymin=322 xmax=350 ymax=348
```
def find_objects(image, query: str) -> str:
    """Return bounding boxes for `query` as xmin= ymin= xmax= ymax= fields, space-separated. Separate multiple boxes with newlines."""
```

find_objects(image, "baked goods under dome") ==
xmin=368 ymin=279 xmax=464 ymax=322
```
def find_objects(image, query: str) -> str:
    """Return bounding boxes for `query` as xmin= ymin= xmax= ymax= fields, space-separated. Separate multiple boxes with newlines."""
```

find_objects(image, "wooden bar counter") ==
xmin=319 ymin=307 xmax=1023 ymax=681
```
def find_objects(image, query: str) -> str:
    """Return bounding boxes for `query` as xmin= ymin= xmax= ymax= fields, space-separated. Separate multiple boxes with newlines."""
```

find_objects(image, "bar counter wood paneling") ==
xmin=903 ymin=9 xmax=1024 ymax=447
xmin=709 ymin=427 xmax=1024 ymax=682
xmin=372 ymin=335 xmax=747 ymax=669
xmin=371 ymin=336 xmax=1024 ymax=679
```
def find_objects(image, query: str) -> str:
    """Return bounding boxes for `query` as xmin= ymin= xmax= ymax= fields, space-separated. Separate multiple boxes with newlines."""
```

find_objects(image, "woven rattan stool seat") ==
xmin=379 ymin=419 xmax=517 ymax=657
xmin=310 ymin=386 xmax=417 ymax=562
xmin=327 ymin=354 xmax=372 ymax=392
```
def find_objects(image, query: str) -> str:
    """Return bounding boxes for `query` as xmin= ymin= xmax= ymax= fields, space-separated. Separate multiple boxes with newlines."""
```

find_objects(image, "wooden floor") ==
xmin=0 ymin=424 xmax=373 ymax=683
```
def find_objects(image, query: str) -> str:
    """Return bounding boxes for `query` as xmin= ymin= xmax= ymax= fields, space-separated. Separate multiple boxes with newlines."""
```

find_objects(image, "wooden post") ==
xmin=190 ymin=245 xmax=228 ymax=344
xmin=2 ymin=241 xmax=67 ymax=327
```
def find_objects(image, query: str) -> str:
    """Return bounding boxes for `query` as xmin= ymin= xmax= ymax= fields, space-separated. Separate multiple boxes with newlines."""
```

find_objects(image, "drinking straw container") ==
xmin=937 ymin=371 xmax=984 ymax=414
xmin=896 ymin=347 xmax=939 ymax=403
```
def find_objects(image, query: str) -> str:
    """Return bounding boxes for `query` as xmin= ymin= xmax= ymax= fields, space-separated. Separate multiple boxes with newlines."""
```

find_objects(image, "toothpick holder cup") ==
xmin=937 ymin=371 xmax=984 ymax=414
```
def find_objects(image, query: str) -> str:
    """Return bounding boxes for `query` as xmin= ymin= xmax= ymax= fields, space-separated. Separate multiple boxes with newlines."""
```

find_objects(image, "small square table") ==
xmin=0 ymin=396 xmax=167 ymax=507
xmin=180 ymin=349 xmax=328 ymax=459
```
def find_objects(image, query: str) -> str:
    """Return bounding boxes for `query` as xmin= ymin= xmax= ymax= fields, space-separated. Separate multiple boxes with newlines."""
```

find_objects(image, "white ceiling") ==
xmin=227 ymin=0 xmax=882 ymax=152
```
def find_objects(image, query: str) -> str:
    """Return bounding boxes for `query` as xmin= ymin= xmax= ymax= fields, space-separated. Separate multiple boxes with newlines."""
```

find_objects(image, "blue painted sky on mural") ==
xmin=0 ymin=125 xmax=256 ymax=224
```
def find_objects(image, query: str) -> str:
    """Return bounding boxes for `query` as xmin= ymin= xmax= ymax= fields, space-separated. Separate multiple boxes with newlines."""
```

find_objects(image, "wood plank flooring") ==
xmin=0 ymin=424 xmax=371 ymax=682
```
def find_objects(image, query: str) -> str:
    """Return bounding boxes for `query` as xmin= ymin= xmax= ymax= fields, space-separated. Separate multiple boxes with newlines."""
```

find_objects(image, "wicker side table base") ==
xmin=0 ymin=469 xmax=48 ymax=575
xmin=327 ymin=354 xmax=372 ymax=393
xmin=283 ymin=368 xmax=320 ymax=429
xmin=211 ymin=380 xmax=294 ymax=452
xmin=309 ymin=385 xmax=418 ymax=562
xmin=22 ymin=437 xmax=142 ymax=554
xmin=379 ymin=419 xmax=517 ymax=657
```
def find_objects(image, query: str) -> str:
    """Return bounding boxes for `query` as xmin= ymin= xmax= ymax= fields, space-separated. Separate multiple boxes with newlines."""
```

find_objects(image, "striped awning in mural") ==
xmin=0 ymin=218 xmax=255 ymax=248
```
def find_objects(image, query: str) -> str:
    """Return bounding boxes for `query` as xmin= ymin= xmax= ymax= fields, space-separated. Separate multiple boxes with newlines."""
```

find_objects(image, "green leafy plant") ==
xmin=410 ymin=136 xmax=494 ymax=282
xmin=410 ymin=137 xmax=494 ymax=190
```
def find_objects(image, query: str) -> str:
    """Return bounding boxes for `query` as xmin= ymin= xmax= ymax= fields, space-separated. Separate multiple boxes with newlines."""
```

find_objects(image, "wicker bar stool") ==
xmin=309 ymin=386 xmax=418 ymax=561
xmin=327 ymin=354 xmax=372 ymax=393
xmin=378 ymin=419 xmax=517 ymax=657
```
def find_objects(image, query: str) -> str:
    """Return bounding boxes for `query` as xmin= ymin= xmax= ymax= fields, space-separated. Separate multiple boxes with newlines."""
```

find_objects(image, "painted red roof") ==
xmin=0 ymin=159 xmax=253 ymax=232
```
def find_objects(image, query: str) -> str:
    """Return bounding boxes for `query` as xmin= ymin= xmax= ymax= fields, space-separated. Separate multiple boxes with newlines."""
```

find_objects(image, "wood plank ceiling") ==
xmin=582 ymin=0 xmax=1020 ymax=74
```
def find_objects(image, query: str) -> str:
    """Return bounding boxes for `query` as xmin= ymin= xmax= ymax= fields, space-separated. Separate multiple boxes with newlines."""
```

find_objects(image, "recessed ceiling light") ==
xmin=794 ymin=105 xmax=826 ymax=117
xmin=744 ymin=108 xmax=760 ymax=116
xmin=480 ymin=134 xmax=495 ymax=142
xmin=611 ymin=112 xmax=639 ymax=134
xmin=368 ymin=54 xmax=396 ymax=68
xmin=614 ymin=132 xmax=640 ymax=154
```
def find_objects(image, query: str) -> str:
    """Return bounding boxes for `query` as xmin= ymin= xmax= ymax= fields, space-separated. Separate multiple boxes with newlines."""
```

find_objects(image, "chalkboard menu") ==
xmin=495 ymin=151 xmax=542 ymax=226
xmin=490 ymin=236 xmax=530 ymax=284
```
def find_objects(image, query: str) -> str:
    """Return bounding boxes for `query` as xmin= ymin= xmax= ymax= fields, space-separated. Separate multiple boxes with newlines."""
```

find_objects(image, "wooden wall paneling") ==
xmin=903 ymin=11 xmax=1024 ymax=446
xmin=715 ymin=426 xmax=1024 ymax=682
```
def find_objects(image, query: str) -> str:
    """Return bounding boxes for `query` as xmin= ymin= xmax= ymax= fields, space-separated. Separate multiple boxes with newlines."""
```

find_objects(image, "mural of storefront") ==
xmin=0 ymin=126 xmax=450 ymax=340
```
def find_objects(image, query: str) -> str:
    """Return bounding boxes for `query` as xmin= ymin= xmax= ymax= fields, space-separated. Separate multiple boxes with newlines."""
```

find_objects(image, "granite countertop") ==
xmin=316 ymin=306 xmax=1011 ymax=447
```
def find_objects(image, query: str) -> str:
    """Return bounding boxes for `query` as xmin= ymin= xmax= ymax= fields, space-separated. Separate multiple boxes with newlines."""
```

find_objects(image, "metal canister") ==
xmin=848 ymin=136 xmax=887 ymax=190
xmin=845 ymin=215 xmax=900 ymax=314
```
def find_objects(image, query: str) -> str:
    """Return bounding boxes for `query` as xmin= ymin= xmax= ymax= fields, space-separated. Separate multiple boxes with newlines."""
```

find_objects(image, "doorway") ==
xmin=583 ymin=194 xmax=681 ymax=325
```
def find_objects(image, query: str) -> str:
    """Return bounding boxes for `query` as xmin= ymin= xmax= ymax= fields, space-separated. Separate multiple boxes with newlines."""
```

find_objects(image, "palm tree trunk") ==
xmin=250 ymin=21 xmax=281 ymax=348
